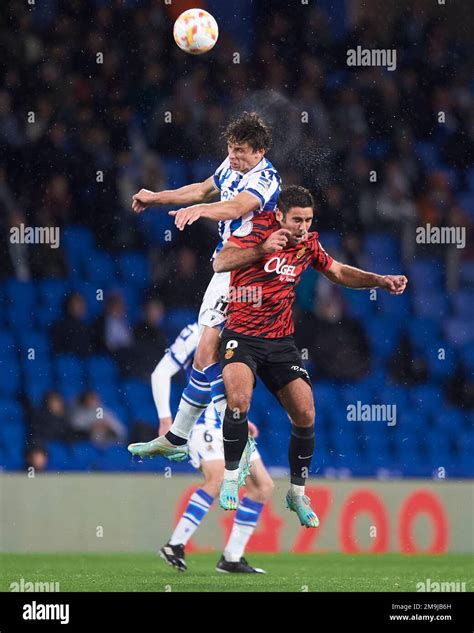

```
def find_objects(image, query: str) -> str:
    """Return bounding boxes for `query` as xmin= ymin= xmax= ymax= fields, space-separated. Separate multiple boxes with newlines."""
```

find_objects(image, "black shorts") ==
xmin=219 ymin=329 xmax=312 ymax=395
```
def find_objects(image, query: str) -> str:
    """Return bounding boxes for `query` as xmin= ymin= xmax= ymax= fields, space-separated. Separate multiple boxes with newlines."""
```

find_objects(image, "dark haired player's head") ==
xmin=223 ymin=111 xmax=272 ymax=173
xmin=276 ymin=185 xmax=315 ymax=245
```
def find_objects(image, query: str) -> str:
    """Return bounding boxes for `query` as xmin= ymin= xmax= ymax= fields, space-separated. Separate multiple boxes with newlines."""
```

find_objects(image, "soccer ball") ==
xmin=173 ymin=9 xmax=219 ymax=55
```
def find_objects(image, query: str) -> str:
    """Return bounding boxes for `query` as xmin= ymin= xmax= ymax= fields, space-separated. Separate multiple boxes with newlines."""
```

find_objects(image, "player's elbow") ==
xmin=213 ymin=256 xmax=227 ymax=273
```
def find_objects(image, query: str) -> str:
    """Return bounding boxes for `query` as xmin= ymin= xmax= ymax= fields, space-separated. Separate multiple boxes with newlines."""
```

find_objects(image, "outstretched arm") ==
xmin=322 ymin=260 xmax=408 ymax=294
xmin=169 ymin=191 xmax=261 ymax=231
xmin=132 ymin=176 xmax=218 ymax=213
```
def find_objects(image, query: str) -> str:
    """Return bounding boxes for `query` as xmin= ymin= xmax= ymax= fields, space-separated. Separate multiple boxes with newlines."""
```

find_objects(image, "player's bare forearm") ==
xmin=199 ymin=200 xmax=247 ymax=221
xmin=213 ymin=244 xmax=264 ymax=272
xmin=324 ymin=261 xmax=408 ymax=294
xmin=132 ymin=177 xmax=217 ymax=213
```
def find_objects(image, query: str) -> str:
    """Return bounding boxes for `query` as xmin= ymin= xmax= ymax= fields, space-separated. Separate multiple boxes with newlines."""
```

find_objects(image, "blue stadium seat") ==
xmin=408 ymin=259 xmax=443 ymax=292
xmin=0 ymin=330 xmax=18 ymax=359
xmin=161 ymin=157 xmax=189 ymax=188
xmin=379 ymin=386 xmax=410 ymax=412
xmin=0 ymin=398 xmax=24 ymax=423
xmin=317 ymin=232 xmax=342 ymax=254
xmin=83 ymin=251 xmax=118 ymax=288
xmin=433 ymin=410 xmax=466 ymax=433
xmin=86 ymin=356 xmax=118 ymax=385
xmin=110 ymin=284 xmax=141 ymax=325
xmin=17 ymin=331 xmax=50 ymax=363
xmin=452 ymin=290 xmax=474 ymax=319
xmin=0 ymin=422 xmax=25 ymax=470
xmin=162 ymin=308 xmax=198 ymax=341
xmin=341 ymin=287 xmax=375 ymax=319
xmin=37 ymin=279 xmax=69 ymax=327
xmin=407 ymin=318 xmax=441 ymax=352
xmin=55 ymin=355 xmax=86 ymax=401
xmin=410 ymin=385 xmax=446 ymax=415
xmin=443 ymin=317 xmax=472 ymax=348
xmin=365 ymin=315 xmax=403 ymax=359
xmin=190 ymin=159 xmax=216 ymax=183
xmin=118 ymin=253 xmax=150 ymax=289
xmin=46 ymin=441 xmax=73 ymax=471
xmin=458 ymin=193 xmax=474 ymax=220
xmin=459 ymin=261 xmax=474 ymax=287
xmin=97 ymin=446 xmax=135 ymax=472
xmin=413 ymin=292 xmax=449 ymax=320
xmin=122 ymin=379 xmax=156 ymax=423
xmin=0 ymin=359 xmax=21 ymax=396
xmin=25 ymin=376 xmax=52 ymax=408
xmin=460 ymin=340 xmax=474 ymax=372
xmin=364 ymin=233 xmax=400 ymax=263
xmin=70 ymin=442 xmax=101 ymax=470
xmin=62 ymin=226 xmax=95 ymax=277
xmin=378 ymin=289 xmax=411 ymax=318
xmin=425 ymin=343 xmax=457 ymax=380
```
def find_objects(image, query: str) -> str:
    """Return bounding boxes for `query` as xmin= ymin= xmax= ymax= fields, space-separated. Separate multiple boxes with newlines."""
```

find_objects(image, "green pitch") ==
xmin=0 ymin=553 xmax=472 ymax=592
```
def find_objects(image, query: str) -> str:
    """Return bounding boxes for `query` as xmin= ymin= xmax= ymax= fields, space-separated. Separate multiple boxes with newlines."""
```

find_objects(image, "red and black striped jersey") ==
xmin=226 ymin=212 xmax=333 ymax=338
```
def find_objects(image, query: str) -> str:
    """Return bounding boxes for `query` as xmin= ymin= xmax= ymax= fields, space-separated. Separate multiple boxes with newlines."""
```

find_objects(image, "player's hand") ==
xmin=132 ymin=189 xmax=159 ymax=213
xmin=261 ymin=229 xmax=291 ymax=253
xmin=159 ymin=416 xmax=173 ymax=436
xmin=381 ymin=275 xmax=408 ymax=295
xmin=169 ymin=207 xmax=202 ymax=230
xmin=248 ymin=421 xmax=259 ymax=438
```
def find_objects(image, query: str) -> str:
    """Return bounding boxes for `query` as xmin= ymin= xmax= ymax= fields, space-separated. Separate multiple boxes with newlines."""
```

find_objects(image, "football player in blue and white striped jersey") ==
xmin=129 ymin=113 xmax=282 ymax=468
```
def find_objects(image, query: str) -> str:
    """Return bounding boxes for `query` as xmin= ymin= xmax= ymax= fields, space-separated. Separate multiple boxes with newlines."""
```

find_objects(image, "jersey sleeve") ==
xmin=312 ymin=239 xmax=333 ymax=271
xmin=227 ymin=213 xmax=274 ymax=248
xmin=244 ymin=169 xmax=281 ymax=210
xmin=166 ymin=323 xmax=200 ymax=370
xmin=212 ymin=157 xmax=230 ymax=191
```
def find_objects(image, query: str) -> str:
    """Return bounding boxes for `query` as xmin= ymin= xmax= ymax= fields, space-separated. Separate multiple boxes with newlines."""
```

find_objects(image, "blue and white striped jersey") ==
xmin=211 ymin=156 xmax=281 ymax=259
xmin=166 ymin=323 xmax=220 ymax=429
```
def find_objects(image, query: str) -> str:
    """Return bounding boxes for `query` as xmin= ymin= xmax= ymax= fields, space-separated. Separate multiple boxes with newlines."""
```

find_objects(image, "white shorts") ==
xmin=198 ymin=271 xmax=230 ymax=328
xmin=188 ymin=425 xmax=260 ymax=470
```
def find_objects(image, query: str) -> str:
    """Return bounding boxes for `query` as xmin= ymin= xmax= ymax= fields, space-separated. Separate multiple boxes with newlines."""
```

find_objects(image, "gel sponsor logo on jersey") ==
xmin=264 ymin=256 xmax=297 ymax=277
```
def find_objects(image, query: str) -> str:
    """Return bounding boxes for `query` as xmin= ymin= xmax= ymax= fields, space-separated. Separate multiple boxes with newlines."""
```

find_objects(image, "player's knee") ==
xmin=294 ymin=407 xmax=315 ymax=427
xmin=226 ymin=394 xmax=251 ymax=416
xmin=203 ymin=473 xmax=223 ymax=497
xmin=256 ymin=477 xmax=274 ymax=502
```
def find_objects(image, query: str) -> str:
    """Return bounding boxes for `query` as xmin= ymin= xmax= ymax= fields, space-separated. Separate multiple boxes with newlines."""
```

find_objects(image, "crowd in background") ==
xmin=0 ymin=1 xmax=472 ymax=472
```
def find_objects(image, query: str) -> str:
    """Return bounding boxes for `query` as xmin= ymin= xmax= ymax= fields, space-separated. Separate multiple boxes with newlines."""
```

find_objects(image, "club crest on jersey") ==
xmin=296 ymin=247 xmax=306 ymax=259
xmin=225 ymin=349 xmax=234 ymax=359
xmin=264 ymin=256 xmax=297 ymax=277
xmin=232 ymin=221 xmax=253 ymax=238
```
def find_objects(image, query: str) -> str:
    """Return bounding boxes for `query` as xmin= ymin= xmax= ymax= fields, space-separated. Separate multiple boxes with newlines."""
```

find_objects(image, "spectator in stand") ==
xmin=156 ymin=246 xmax=207 ymax=310
xmin=29 ymin=391 xmax=73 ymax=447
xmin=70 ymin=390 xmax=126 ymax=448
xmin=132 ymin=298 xmax=167 ymax=378
xmin=25 ymin=446 xmax=49 ymax=473
xmin=93 ymin=291 xmax=134 ymax=372
xmin=51 ymin=292 xmax=93 ymax=357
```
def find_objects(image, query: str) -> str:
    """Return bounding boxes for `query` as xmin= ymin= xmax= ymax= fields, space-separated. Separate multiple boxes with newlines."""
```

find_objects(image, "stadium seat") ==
xmin=0 ymin=422 xmax=25 ymax=470
xmin=433 ymin=410 xmax=466 ymax=434
xmin=0 ymin=359 xmax=21 ymax=396
xmin=408 ymin=259 xmax=444 ymax=292
xmin=365 ymin=315 xmax=403 ymax=359
xmin=17 ymin=331 xmax=50 ymax=364
xmin=86 ymin=356 xmax=118 ymax=386
xmin=55 ymin=355 xmax=87 ymax=401
xmin=37 ymin=279 xmax=69 ymax=327
xmin=97 ymin=446 xmax=135 ymax=472
xmin=161 ymin=157 xmax=189 ymax=188
xmin=459 ymin=340 xmax=474 ymax=373
xmin=364 ymin=233 xmax=400 ymax=263
xmin=425 ymin=343 xmax=457 ymax=380
xmin=410 ymin=385 xmax=446 ymax=415
xmin=378 ymin=289 xmax=411 ymax=318
xmin=443 ymin=317 xmax=473 ymax=348
xmin=83 ymin=251 xmax=118 ymax=288
xmin=118 ymin=252 xmax=150 ymax=289
xmin=122 ymin=378 xmax=157 ymax=423
xmin=70 ymin=442 xmax=102 ymax=471
xmin=190 ymin=159 xmax=216 ymax=183
xmin=459 ymin=261 xmax=474 ymax=287
xmin=407 ymin=318 xmax=441 ymax=352
xmin=452 ymin=290 xmax=474 ymax=320
xmin=341 ymin=287 xmax=375 ymax=320
xmin=0 ymin=330 xmax=18 ymax=359
xmin=62 ymin=226 xmax=95 ymax=277
xmin=46 ymin=441 xmax=73 ymax=471
xmin=0 ymin=398 xmax=24 ymax=423
xmin=412 ymin=292 xmax=449 ymax=320
xmin=162 ymin=308 xmax=198 ymax=341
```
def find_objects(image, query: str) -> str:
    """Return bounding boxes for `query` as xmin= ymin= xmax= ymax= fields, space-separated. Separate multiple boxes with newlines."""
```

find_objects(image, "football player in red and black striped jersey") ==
xmin=213 ymin=185 xmax=408 ymax=526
